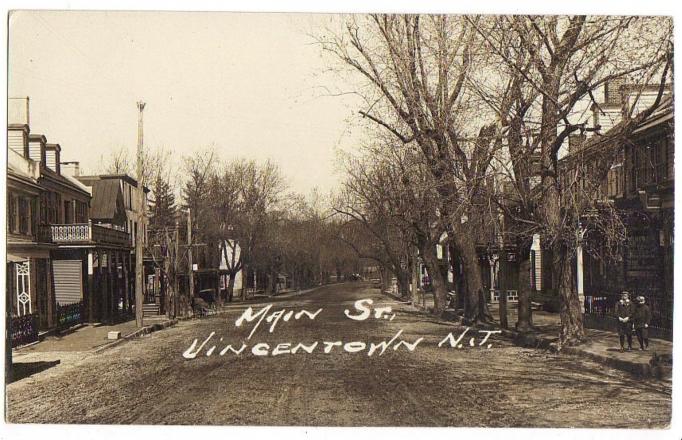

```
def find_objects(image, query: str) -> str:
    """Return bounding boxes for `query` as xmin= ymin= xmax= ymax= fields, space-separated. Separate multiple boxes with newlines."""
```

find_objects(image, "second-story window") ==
xmin=8 ymin=195 xmax=17 ymax=233
xmin=40 ymin=191 xmax=61 ymax=224
xmin=40 ymin=192 xmax=47 ymax=224
xmin=64 ymin=200 xmax=73 ymax=224
xmin=75 ymin=200 xmax=88 ymax=223
xmin=55 ymin=193 xmax=62 ymax=223
xmin=18 ymin=197 xmax=30 ymax=234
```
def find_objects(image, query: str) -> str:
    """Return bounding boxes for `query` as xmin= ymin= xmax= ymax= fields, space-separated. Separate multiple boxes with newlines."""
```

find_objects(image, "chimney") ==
xmin=8 ymin=97 xmax=31 ymax=157
xmin=604 ymin=79 xmax=626 ymax=106
xmin=568 ymin=134 xmax=586 ymax=154
xmin=61 ymin=161 xmax=80 ymax=177
xmin=8 ymin=97 xmax=29 ymax=126
xmin=45 ymin=143 xmax=62 ymax=174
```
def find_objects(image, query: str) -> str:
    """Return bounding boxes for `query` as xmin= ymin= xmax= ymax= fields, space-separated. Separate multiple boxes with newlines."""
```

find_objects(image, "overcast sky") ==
xmin=9 ymin=11 xmax=364 ymax=196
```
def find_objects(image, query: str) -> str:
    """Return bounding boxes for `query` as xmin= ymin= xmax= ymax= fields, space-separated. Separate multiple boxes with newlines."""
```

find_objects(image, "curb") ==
xmin=92 ymin=319 xmax=178 ymax=353
xmin=380 ymin=290 xmax=668 ymax=379
xmin=56 ymin=323 xmax=88 ymax=337
xmin=499 ymin=327 xmax=668 ymax=379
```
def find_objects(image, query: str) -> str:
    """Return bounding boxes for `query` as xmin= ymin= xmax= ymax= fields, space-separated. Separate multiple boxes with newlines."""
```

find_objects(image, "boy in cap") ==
xmin=615 ymin=291 xmax=634 ymax=352
xmin=632 ymin=296 xmax=651 ymax=350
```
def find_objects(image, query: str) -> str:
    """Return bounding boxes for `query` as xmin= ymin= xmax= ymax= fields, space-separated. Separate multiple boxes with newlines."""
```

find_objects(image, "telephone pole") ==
xmin=187 ymin=208 xmax=194 ymax=300
xmin=135 ymin=101 xmax=146 ymax=328
xmin=174 ymin=218 xmax=180 ymax=318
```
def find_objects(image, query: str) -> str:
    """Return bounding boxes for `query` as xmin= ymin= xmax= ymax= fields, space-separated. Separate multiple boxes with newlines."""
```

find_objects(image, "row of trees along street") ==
xmin=317 ymin=15 xmax=673 ymax=347
xmin=99 ymin=147 xmax=363 ymax=317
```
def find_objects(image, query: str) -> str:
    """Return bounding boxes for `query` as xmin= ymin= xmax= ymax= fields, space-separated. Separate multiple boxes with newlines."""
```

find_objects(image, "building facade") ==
xmin=7 ymin=98 xmax=135 ymax=346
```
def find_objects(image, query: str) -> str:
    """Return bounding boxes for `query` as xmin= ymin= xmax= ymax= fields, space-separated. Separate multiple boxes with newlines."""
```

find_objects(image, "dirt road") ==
xmin=6 ymin=283 xmax=671 ymax=427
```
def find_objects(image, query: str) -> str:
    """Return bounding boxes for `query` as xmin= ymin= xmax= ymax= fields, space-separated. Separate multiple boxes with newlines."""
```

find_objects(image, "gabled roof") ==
xmin=90 ymin=179 xmax=124 ymax=220
xmin=561 ymin=99 xmax=673 ymax=164
xmin=77 ymin=173 xmax=151 ymax=193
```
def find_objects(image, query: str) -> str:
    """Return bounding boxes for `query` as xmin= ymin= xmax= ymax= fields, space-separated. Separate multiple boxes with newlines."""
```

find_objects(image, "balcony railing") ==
xmin=40 ymin=222 xmax=131 ymax=247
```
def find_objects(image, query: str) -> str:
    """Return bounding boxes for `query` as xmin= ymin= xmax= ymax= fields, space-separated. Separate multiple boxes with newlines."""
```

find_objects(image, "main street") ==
xmin=6 ymin=283 xmax=671 ymax=427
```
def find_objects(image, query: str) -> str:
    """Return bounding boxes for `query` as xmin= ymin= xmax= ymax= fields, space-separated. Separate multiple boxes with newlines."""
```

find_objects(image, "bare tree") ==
xmin=318 ymin=15 xmax=501 ymax=321
xmin=205 ymin=158 xmax=286 ymax=299
xmin=335 ymin=152 xmax=414 ymax=298
xmin=469 ymin=15 xmax=673 ymax=345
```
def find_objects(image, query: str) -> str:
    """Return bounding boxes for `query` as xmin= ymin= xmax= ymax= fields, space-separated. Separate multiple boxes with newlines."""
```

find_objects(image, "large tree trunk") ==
xmin=215 ymin=271 xmax=223 ymax=307
xmin=516 ymin=257 xmax=532 ymax=332
xmin=516 ymin=289 xmax=532 ymax=332
xmin=267 ymin=270 xmax=277 ymax=296
xmin=553 ymin=244 xmax=586 ymax=346
xmin=242 ymin=267 xmax=248 ymax=301
xmin=454 ymin=229 xmax=493 ymax=324
xmin=396 ymin=268 xmax=411 ymax=298
xmin=538 ymin=77 xmax=585 ymax=345
xmin=379 ymin=265 xmax=391 ymax=292
xmin=498 ymin=267 xmax=509 ymax=329
xmin=226 ymin=273 xmax=235 ymax=302
xmin=411 ymin=252 xmax=420 ymax=306
xmin=421 ymin=242 xmax=448 ymax=315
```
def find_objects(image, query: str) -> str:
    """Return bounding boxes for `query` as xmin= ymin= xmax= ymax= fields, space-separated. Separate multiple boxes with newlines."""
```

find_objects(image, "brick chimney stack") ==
xmin=604 ymin=78 xmax=626 ymax=106
xmin=568 ymin=134 xmax=587 ymax=154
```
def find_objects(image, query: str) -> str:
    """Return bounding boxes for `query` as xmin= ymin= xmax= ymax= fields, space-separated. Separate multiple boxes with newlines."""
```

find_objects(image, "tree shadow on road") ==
xmin=7 ymin=360 xmax=61 ymax=384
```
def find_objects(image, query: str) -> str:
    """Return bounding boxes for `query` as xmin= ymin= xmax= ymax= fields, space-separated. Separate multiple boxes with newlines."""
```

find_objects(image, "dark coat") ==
xmin=615 ymin=301 xmax=634 ymax=320
xmin=632 ymin=303 xmax=652 ymax=328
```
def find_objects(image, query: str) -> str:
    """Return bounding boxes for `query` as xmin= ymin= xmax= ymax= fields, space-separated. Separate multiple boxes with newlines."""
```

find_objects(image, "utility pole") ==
xmin=174 ymin=219 xmax=179 ymax=318
xmin=187 ymin=208 xmax=194 ymax=301
xmin=135 ymin=101 xmax=146 ymax=328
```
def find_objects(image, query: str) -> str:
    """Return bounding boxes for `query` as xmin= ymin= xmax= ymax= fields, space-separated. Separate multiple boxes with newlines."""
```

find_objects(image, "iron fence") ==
xmin=10 ymin=313 xmax=39 ymax=348
xmin=584 ymin=294 xmax=672 ymax=339
xmin=57 ymin=301 xmax=84 ymax=331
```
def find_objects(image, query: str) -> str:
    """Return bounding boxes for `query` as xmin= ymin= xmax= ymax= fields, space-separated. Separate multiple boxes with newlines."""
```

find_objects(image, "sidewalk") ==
xmin=385 ymin=290 xmax=672 ymax=379
xmin=491 ymin=304 xmax=673 ymax=379
xmin=10 ymin=318 xmax=178 ymax=383
xmin=15 ymin=320 xmax=141 ymax=354
xmin=220 ymin=284 xmax=328 ymax=307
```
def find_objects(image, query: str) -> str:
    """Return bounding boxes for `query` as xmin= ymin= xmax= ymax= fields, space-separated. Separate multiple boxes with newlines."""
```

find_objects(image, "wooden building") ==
xmin=7 ymin=98 xmax=135 ymax=347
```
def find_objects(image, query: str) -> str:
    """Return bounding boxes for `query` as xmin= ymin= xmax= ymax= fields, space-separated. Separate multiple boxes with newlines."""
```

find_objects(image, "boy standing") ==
xmin=633 ymin=296 xmax=651 ymax=350
xmin=616 ymin=291 xmax=634 ymax=352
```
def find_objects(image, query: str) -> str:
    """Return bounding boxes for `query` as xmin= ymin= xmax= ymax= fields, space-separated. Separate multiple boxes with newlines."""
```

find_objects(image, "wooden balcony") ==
xmin=40 ymin=222 xmax=131 ymax=248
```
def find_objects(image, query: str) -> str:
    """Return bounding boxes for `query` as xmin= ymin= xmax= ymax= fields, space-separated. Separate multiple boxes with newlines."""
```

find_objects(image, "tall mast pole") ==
xmin=187 ymin=208 xmax=194 ymax=301
xmin=135 ymin=101 xmax=146 ymax=327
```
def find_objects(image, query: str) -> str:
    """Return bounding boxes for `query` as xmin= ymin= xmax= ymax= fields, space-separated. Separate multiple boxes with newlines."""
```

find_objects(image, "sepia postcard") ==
xmin=3 ymin=6 xmax=677 ymax=437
